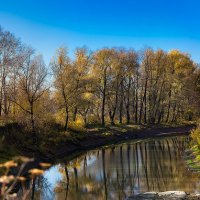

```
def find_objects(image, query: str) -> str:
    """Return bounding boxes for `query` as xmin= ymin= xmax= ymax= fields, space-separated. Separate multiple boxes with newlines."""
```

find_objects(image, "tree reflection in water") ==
xmin=29 ymin=136 xmax=200 ymax=200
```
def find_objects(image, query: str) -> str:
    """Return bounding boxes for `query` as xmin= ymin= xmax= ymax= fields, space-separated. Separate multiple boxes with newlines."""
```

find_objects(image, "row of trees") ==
xmin=1 ymin=26 xmax=200 ymax=131
xmin=52 ymin=47 xmax=200 ymax=130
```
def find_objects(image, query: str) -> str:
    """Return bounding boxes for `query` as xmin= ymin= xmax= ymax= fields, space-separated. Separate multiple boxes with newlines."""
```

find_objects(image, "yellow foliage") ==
xmin=75 ymin=118 xmax=85 ymax=126
xmin=54 ymin=109 xmax=66 ymax=126
xmin=29 ymin=168 xmax=44 ymax=176
xmin=82 ymin=92 xmax=93 ymax=100
xmin=191 ymin=125 xmax=200 ymax=146
xmin=0 ymin=160 xmax=18 ymax=168
xmin=39 ymin=163 xmax=52 ymax=168
xmin=68 ymin=120 xmax=86 ymax=133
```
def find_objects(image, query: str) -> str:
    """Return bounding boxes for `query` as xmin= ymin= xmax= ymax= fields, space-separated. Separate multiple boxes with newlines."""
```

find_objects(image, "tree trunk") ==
xmin=73 ymin=106 xmax=77 ymax=121
xmin=144 ymin=92 xmax=147 ymax=124
xmin=84 ymin=114 xmax=87 ymax=126
xmin=139 ymin=76 xmax=148 ymax=124
xmin=125 ymin=77 xmax=131 ymax=124
xmin=101 ymin=74 xmax=106 ymax=127
xmin=109 ymin=111 xmax=115 ymax=125
xmin=171 ymin=103 xmax=177 ymax=122
xmin=135 ymin=85 xmax=138 ymax=124
xmin=157 ymin=106 xmax=164 ymax=124
xmin=165 ymin=90 xmax=172 ymax=123
xmin=102 ymin=92 xmax=106 ymax=127
xmin=119 ymin=81 xmax=123 ymax=124
xmin=139 ymin=95 xmax=143 ymax=124
xmin=30 ymin=103 xmax=35 ymax=133
xmin=135 ymin=66 xmax=139 ymax=124
xmin=64 ymin=105 xmax=69 ymax=131
xmin=126 ymin=107 xmax=130 ymax=124
xmin=3 ymin=75 xmax=8 ymax=115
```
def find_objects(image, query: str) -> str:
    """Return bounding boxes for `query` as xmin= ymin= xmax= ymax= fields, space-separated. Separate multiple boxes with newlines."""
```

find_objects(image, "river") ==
xmin=18 ymin=136 xmax=200 ymax=199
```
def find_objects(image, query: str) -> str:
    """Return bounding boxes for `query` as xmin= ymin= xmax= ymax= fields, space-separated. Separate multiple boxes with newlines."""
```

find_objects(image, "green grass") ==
xmin=0 ymin=140 xmax=18 ymax=163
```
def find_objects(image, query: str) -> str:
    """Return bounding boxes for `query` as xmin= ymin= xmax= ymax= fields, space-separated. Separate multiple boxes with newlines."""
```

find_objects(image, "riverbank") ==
xmin=35 ymin=124 xmax=194 ymax=162
xmin=1 ymin=123 xmax=195 ymax=162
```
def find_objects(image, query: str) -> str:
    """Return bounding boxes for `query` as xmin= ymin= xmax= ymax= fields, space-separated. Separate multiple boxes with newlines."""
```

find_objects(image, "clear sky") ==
xmin=1 ymin=0 xmax=200 ymax=64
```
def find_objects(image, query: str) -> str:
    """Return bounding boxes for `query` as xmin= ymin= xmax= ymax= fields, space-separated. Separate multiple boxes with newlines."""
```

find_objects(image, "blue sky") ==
xmin=0 ymin=0 xmax=200 ymax=64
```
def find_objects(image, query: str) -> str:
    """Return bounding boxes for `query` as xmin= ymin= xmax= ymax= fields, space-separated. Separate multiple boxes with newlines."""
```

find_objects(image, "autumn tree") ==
xmin=165 ymin=50 xmax=196 ymax=122
xmin=14 ymin=54 xmax=48 ymax=133
xmin=0 ymin=27 xmax=23 ymax=117
xmin=52 ymin=47 xmax=78 ymax=130
xmin=92 ymin=48 xmax=116 ymax=126
xmin=121 ymin=49 xmax=138 ymax=124
xmin=72 ymin=47 xmax=92 ymax=122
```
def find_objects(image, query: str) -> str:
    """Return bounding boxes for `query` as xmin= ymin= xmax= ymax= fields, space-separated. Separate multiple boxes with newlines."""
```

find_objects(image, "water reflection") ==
xmin=32 ymin=136 xmax=200 ymax=200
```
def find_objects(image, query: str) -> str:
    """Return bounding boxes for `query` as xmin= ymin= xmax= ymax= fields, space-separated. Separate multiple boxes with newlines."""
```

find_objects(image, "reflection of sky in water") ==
xmin=44 ymin=165 xmax=62 ymax=186
xmin=43 ymin=155 xmax=99 ymax=187
xmin=86 ymin=155 xmax=96 ymax=165
xmin=36 ymin=136 xmax=200 ymax=200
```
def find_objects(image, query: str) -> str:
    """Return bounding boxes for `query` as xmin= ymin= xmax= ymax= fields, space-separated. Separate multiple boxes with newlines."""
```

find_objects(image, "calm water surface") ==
xmin=32 ymin=136 xmax=200 ymax=200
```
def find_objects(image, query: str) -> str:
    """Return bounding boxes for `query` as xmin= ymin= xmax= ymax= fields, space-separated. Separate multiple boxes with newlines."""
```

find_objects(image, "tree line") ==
xmin=0 ymin=26 xmax=200 ymax=132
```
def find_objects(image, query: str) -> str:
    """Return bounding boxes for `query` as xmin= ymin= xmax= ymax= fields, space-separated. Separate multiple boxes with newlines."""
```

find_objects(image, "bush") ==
xmin=68 ymin=121 xmax=86 ymax=133
xmin=87 ymin=115 xmax=101 ymax=126
xmin=191 ymin=124 xmax=200 ymax=146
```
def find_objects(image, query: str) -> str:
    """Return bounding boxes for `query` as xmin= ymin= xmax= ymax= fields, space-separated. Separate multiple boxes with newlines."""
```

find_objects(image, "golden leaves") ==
xmin=28 ymin=168 xmax=44 ymax=176
xmin=0 ymin=175 xmax=15 ymax=183
xmin=17 ymin=176 xmax=26 ymax=182
xmin=39 ymin=162 xmax=52 ymax=168
xmin=0 ymin=160 xmax=18 ymax=168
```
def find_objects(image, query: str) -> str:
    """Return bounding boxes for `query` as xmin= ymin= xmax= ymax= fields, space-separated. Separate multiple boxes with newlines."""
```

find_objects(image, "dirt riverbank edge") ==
xmin=40 ymin=125 xmax=194 ymax=162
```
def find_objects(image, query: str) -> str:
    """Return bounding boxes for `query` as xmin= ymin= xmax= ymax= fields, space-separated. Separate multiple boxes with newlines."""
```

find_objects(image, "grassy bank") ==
xmin=185 ymin=123 xmax=200 ymax=172
xmin=0 ymin=122 xmax=195 ymax=162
